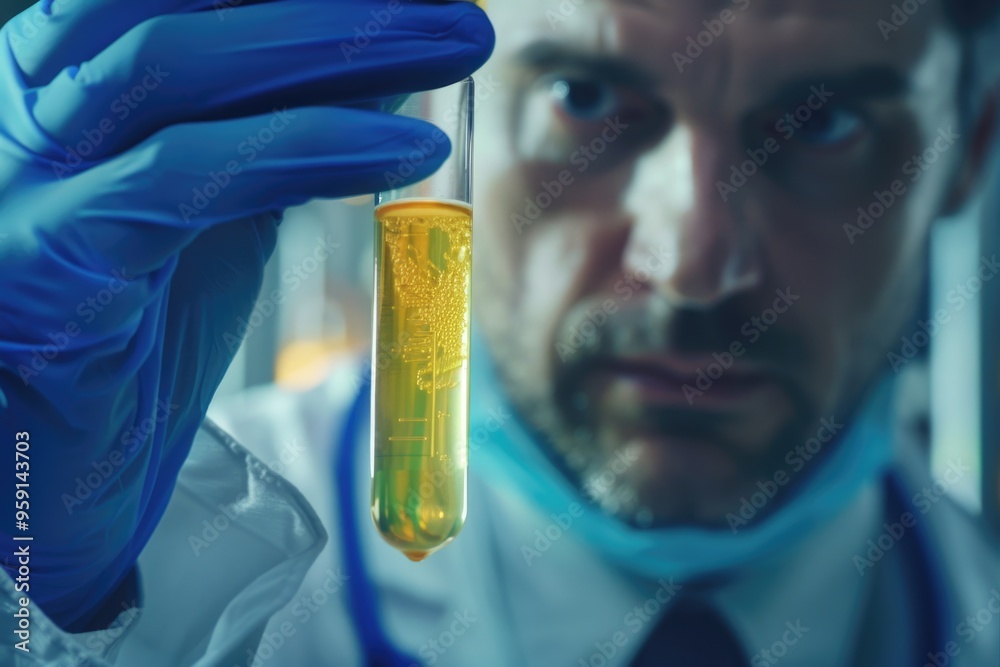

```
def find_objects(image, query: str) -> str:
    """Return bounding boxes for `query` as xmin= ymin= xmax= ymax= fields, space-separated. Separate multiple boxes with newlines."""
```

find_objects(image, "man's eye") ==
xmin=549 ymin=77 xmax=619 ymax=120
xmin=514 ymin=73 xmax=666 ymax=167
xmin=795 ymin=107 xmax=864 ymax=147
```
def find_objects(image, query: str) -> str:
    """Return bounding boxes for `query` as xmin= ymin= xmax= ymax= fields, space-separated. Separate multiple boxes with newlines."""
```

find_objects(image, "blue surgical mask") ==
xmin=469 ymin=336 xmax=895 ymax=581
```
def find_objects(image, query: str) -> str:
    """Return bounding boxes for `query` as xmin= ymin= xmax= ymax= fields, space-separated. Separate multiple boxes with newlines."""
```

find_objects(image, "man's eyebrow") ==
xmin=516 ymin=42 xmax=658 ymax=88
xmin=763 ymin=66 xmax=911 ymax=107
xmin=513 ymin=46 xmax=911 ymax=106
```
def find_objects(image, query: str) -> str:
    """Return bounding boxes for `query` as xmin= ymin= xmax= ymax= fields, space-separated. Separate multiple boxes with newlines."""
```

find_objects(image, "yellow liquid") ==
xmin=371 ymin=199 xmax=472 ymax=561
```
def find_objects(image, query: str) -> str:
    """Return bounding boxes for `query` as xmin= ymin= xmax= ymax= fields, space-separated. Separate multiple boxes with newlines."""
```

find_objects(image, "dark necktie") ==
xmin=629 ymin=599 xmax=750 ymax=667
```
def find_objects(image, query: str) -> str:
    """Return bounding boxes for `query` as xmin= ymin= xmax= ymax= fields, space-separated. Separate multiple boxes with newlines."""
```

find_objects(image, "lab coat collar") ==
xmin=708 ymin=481 xmax=882 ymax=666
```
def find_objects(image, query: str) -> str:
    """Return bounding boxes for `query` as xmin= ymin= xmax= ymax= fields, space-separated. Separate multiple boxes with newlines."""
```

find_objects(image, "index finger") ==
xmin=27 ymin=0 xmax=492 ymax=161
xmin=9 ymin=0 xmax=216 ymax=87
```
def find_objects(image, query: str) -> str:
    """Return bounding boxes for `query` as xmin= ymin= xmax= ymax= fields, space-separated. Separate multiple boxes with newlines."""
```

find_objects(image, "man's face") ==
xmin=473 ymin=0 xmax=967 ymax=525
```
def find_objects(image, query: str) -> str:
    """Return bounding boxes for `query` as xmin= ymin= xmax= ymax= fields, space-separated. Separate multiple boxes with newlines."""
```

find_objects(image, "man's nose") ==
xmin=621 ymin=124 xmax=761 ymax=308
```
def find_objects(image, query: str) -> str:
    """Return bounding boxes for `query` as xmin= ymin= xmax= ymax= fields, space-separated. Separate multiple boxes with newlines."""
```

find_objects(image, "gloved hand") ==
xmin=0 ymin=0 xmax=493 ymax=631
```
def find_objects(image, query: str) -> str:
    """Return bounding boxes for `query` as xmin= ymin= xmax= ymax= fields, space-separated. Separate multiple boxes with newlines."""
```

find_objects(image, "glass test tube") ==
xmin=371 ymin=78 xmax=474 ymax=562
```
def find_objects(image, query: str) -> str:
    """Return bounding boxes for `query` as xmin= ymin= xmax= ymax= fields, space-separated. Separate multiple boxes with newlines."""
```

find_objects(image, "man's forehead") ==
xmin=488 ymin=0 xmax=953 ymax=112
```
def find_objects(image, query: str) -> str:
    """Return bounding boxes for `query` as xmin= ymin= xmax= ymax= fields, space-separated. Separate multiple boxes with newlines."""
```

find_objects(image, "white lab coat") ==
xmin=0 ymin=422 xmax=326 ymax=667
xmin=3 ymin=359 xmax=998 ymax=666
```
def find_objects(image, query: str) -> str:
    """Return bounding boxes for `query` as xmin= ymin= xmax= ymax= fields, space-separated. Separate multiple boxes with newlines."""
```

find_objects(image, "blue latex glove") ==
xmin=0 ymin=0 xmax=493 ymax=631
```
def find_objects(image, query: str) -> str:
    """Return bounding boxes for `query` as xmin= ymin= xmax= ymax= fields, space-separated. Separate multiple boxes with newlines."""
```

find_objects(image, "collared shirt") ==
xmin=481 ymin=470 xmax=881 ymax=667
xmin=709 ymin=483 xmax=881 ymax=667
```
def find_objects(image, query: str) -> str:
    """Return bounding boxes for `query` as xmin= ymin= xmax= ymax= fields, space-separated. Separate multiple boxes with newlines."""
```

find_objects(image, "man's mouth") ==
xmin=589 ymin=355 xmax=777 ymax=411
